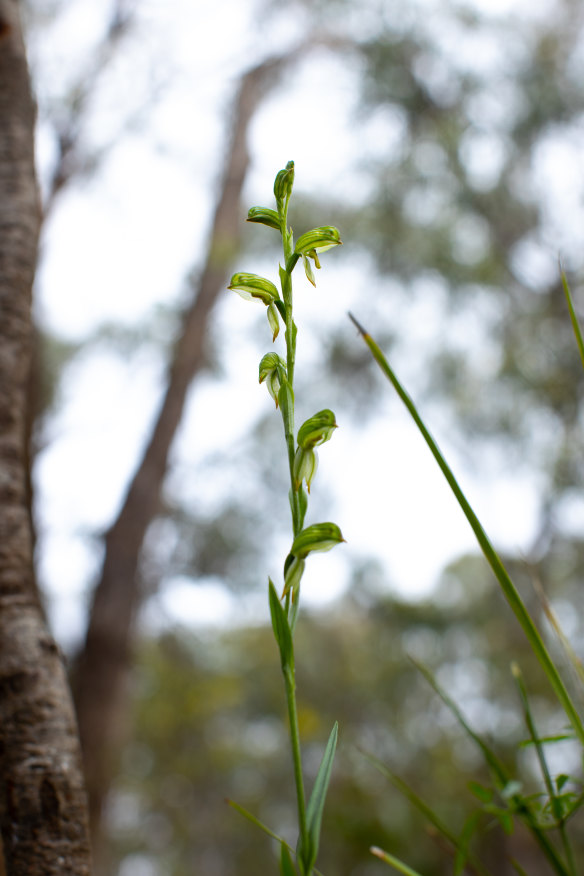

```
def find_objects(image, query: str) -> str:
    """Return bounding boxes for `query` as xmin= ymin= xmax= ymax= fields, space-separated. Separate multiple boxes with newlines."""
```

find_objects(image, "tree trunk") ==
xmin=0 ymin=2 xmax=92 ymax=874
xmin=72 ymin=48 xmax=306 ymax=864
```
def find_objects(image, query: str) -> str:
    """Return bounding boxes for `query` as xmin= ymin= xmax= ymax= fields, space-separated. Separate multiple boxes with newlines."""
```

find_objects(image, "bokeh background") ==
xmin=23 ymin=0 xmax=584 ymax=873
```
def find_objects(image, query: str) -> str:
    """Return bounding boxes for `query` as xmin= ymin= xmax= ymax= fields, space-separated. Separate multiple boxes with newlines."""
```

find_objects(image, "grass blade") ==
xmin=512 ymin=662 xmax=577 ymax=875
xmin=412 ymin=659 xmax=571 ymax=876
xmin=531 ymin=573 xmax=584 ymax=691
xmin=454 ymin=811 xmax=481 ymax=876
xmin=411 ymin=659 xmax=511 ymax=789
xmin=227 ymin=798 xmax=290 ymax=845
xmin=281 ymin=842 xmax=298 ymax=876
xmin=363 ymin=751 xmax=459 ymax=848
xmin=512 ymin=663 xmax=561 ymax=821
xmin=348 ymin=312 xmax=584 ymax=749
xmin=370 ymin=846 xmax=426 ymax=875
xmin=561 ymin=267 xmax=584 ymax=372
xmin=227 ymin=800 xmax=325 ymax=876
xmin=363 ymin=750 xmax=493 ymax=876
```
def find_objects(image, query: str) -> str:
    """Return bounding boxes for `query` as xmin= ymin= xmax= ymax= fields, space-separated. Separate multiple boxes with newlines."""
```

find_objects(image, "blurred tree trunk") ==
xmin=72 ymin=48 xmax=305 ymax=865
xmin=0 ymin=3 xmax=92 ymax=873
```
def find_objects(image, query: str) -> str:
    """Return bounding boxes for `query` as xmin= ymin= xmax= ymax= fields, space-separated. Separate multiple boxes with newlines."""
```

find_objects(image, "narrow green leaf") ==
xmin=268 ymin=578 xmax=293 ymax=671
xmin=228 ymin=800 xmax=327 ymax=876
xmin=553 ymin=792 xmax=577 ymax=820
xmin=563 ymin=790 xmax=584 ymax=821
xmin=497 ymin=809 xmax=515 ymax=836
xmin=370 ymin=847 xmax=426 ymax=876
xmin=468 ymin=781 xmax=493 ymax=804
xmin=297 ymin=484 xmax=308 ymax=530
xmin=561 ymin=266 xmax=584 ymax=371
xmin=227 ymin=798 xmax=289 ymax=845
xmin=288 ymin=590 xmax=300 ymax=636
xmin=519 ymin=733 xmax=574 ymax=748
xmin=557 ymin=774 xmax=570 ymax=793
xmin=396 ymin=664 xmax=570 ymax=875
xmin=363 ymin=751 xmax=455 ymax=838
xmin=299 ymin=722 xmax=338 ymax=874
xmin=363 ymin=751 xmax=491 ymax=876
xmin=532 ymin=574 xmax=584 ymax=690
xmin=512 ymin=663 xmax=564 ymax=824
xmin=454 ymin=811 xmax=481 ymax=876
xmin=282 ymin=555 xmax=305 ymax=602
xmin=280 ymin=842 xmax=297 ymax=876
xmin=286 ymin=251 xmax=301 ymax=274
xmin=412 ymin=658 xmax=511 ymax=789
xmin=279 ymin=262 xmax=289 ymax=291
xmin=510 ymin=859 xmax=530 ymax=876
xmin=278 ymin=379 xmax=295 ymax=438
xmin=349 ymin=311 xmax=584 ymax=750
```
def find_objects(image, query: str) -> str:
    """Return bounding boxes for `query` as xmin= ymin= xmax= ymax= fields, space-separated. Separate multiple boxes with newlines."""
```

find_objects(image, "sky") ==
xmin=27 ymin=0 xmax=580 ymax=648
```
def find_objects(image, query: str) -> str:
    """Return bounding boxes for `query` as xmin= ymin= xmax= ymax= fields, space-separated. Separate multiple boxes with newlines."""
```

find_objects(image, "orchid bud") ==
xmin=228 ymin=272 xmax=279 ymax=305
xmin=293 ymin=446 xmax=318 ymax=493
xmin=297 ymin=410 xmax=337 ymax=449
xmin=259 ymin=353 xmax=286 ymax=407
xmin=273 ymin=160 xmax=295 ymax=204
xmin=290 ymin=523 xmax=345 ymax=559
xmin=247 ymin=206 xmax=281 ymax=231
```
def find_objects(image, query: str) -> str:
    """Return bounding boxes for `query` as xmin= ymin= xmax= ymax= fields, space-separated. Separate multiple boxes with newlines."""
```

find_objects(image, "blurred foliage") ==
xmin=31 ymin=0 xmax=584 ymax=872
xmin=311 ymin=0 xmax=584 ymax=516
xmin=108 ymin=547 xmax=584 ymax=875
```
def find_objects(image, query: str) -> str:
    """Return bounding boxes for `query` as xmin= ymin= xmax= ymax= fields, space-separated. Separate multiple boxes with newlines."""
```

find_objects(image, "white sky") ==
xmin=28 ymin=0 xmax=582 ymax=647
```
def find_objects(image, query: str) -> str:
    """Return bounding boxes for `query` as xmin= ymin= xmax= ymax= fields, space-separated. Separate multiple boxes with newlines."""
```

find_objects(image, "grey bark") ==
xmin=0 ymin=2 xmax=91 ymax=873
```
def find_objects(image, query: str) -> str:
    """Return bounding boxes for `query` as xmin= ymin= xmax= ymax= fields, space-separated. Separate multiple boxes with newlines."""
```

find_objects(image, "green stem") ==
xmin=560 ymin=824 xmax=576 ymax=876
xmin=280 ymin=209 xmax=302 ymax=536
xmin=280 ymin=204 xmax=296 ymax=388
xmin=284 ymin=665 xmax=309 ymax=861
xmin=278 ymin=194 xmax=309 ymax=864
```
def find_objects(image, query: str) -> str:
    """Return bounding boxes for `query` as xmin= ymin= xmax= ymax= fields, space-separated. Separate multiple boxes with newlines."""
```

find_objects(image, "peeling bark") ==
xmin=0 ymin=2 xmax=91 ymax=873
xmin=72 ymin=48 xmax=306 ymax=861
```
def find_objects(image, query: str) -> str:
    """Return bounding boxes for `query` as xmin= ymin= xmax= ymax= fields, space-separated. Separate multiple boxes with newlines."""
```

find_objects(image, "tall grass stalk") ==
xmin=561 ymin=266 xmax=584 ymax=371
xmin=350 ymin=289 xmax=584 ymax=873
xmin=348 ymin=312 xmax=584 ymax=747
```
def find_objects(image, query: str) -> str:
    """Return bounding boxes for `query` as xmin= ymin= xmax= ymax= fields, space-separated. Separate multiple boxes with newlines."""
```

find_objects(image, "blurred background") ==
xmin=22 ymin=0 xmax=584 ymax=873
